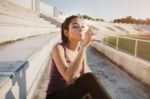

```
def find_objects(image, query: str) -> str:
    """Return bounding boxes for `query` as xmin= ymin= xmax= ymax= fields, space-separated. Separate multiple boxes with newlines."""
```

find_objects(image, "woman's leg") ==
xmin=74 ymin=72 xmax=111 ymax=99
xmin=46 ymin=73 xmax=111 ymax=99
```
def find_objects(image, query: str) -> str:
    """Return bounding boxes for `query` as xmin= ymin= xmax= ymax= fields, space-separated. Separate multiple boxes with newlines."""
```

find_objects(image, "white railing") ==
xmin=102 ymin=35 xmax=150 ymax=62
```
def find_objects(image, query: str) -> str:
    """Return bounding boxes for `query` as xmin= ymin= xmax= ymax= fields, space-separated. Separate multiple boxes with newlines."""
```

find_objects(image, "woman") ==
xmin=46 ymin=15 xmax=111 ymax=99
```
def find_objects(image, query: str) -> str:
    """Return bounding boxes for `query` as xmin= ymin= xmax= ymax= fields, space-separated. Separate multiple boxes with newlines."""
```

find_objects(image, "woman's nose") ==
xmin=79 ymin=26 xmax=83 ymax=31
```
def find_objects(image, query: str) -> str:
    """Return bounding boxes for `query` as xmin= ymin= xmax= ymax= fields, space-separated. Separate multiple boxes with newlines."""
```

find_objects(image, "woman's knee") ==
xmin=75 ymin=73 xmax=99 ymax=84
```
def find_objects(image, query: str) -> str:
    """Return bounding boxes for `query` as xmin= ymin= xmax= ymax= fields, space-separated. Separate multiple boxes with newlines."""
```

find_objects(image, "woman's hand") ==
xmin=82 ymin=26 xmax=94 ymax=48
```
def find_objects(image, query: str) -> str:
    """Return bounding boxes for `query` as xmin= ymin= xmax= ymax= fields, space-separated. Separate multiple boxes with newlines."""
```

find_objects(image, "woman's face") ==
xmin=67 ymin=18 xmax=84 ymax=42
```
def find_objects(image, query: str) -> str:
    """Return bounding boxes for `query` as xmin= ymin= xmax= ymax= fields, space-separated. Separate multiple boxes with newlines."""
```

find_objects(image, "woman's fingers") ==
xmin=90 ymin=27 xmax=94 ymax=35
xmin=86 ymin=26 xmax=94 ymax=36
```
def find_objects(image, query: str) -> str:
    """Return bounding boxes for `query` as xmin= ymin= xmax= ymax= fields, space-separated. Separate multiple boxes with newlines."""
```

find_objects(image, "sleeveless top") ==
xmin=46 ymin=42 xmax=84 ymax=94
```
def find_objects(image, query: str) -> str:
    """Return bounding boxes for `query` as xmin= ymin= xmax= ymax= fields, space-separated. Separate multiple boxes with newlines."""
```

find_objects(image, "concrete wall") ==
xmin=39 ymin=2 xmax=54 ymax=17
xmin=6 ymin=0 xmax=39 ymax=12
xmin=0 ymin=33 xmax=60 ymax=99
xmin=7 ymin=0 xmax=32 ymax=9
xmin=91 ymin=42 xmax=150 ymax=86
xmin=39 ymin=2 xmax=61 ymax=18
xmin=40 ymin=14 xmax=63 ymax=27
xmin=39 ymin=2 xmax=63 ymax=27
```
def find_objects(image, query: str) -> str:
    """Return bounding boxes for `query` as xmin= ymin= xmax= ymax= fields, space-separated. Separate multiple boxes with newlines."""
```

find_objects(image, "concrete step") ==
xmin=0 ymin=76 xmax=12 ymax=99
xmin=0 ymin=0 xmax=62 ymax=44
xmin=0 ymin=1 xmax=61 ymax=44
xmin=91 ymin=42 xmax=150 ymax=87
xmin=87 ymin=46 xmax=150 ymax=99
xmin=0 ymin=1 xmax=52 ymax=25
xmin=31 ymin=60 xmax=51 ymax=99
xmin=40 ymin=14 xmax=63 ymax=27
xmin=0 ymin=14 xmax=52 ymax=27
xmin=0 ymin=0 xmax=38 ymax=18
xmin=0 ymin=33 xmax=60 ymax=99
xmin=0 ymin=26 xmax=60 ymax=44
xmin=0 ymin=15 xmax=57 ymax=28
xmin=0 ymin=7 xmax=51 ymax=26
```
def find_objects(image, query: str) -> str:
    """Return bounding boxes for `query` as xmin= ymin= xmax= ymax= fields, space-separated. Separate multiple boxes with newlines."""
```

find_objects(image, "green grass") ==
xmin=137 ymin=41 xmax=150 ymax=61
xmin=107 ymin=36 xmax=117 ymax=48
xmin=118 ymin=38 xmax=135 ymax=55
xmin=105 ymin=35 xmax=150 ymax=62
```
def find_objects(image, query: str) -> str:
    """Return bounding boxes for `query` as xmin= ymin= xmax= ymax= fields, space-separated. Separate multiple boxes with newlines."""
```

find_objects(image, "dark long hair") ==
xmin=61 ymin=15 xmax=79 ymax=44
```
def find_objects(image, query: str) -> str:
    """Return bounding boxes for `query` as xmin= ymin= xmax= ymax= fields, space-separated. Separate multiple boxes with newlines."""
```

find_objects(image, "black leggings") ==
xmin=46 ymin=73 xmax=111 ymax=99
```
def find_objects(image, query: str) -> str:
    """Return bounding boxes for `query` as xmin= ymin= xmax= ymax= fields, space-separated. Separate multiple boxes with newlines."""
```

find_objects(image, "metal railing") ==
xmin=102 ymin=35 xmax=150 ymax=62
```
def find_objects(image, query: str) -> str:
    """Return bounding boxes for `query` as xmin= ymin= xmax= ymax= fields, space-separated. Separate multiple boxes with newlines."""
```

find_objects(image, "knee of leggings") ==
xmin=75 ymin=73 xmax=99 ymax=84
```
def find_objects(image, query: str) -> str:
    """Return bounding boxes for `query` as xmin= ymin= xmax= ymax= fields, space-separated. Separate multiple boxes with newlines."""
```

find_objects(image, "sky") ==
xmin=42 ymin=0 xmax=150 ymax=21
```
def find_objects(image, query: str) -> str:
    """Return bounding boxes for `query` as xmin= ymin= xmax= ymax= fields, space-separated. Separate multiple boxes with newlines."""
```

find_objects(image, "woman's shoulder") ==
xmin=52 ymin=42 xmax=65 ymax=53
xmin=51 ymin=42 xmax=66 ymax=60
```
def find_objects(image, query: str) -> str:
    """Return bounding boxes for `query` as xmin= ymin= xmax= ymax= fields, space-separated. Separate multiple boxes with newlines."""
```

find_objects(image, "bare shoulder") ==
xmin=52 ymin=43 xmax=64 ymax=51
xmin=51 ymin=43 xmax=65 ymax=58
xmin=51 ymin=43 xmax=69 ymax=69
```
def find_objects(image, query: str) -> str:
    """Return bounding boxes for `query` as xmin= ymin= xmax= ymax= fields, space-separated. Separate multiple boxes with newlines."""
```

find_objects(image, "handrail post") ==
xmin=134 ymin=39 xmax=138 ymax=58
xmin=106 ymin=36 xmax=108 ymax=45
xmin=116 ymin=36 xmax=119 ymax=50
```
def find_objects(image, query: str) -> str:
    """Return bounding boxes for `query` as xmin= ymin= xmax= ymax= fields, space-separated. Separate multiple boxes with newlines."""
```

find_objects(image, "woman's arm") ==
xmin=52 ymin=44 xmax=87 ymax=84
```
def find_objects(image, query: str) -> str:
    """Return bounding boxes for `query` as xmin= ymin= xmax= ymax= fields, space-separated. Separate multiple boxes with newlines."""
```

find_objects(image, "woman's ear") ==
xmin=64 ymin=30 xmax=68 ymax=37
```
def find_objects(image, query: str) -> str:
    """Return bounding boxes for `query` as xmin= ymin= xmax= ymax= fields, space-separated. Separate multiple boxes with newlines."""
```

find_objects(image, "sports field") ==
xmin=104 ymin=35 xmax=150 ymax=62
